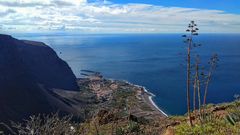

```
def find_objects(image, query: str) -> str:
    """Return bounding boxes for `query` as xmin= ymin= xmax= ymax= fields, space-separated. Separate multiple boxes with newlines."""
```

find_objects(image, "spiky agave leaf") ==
xmin=225 ymin=114 xmax=236 ymax=126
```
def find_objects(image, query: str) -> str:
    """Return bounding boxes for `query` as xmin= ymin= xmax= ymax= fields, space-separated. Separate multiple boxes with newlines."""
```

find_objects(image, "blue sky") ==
xmin=0 ymin=0 xmax=240 ymax=33
xmin=108 ymin=0 xmax=240 ymax=13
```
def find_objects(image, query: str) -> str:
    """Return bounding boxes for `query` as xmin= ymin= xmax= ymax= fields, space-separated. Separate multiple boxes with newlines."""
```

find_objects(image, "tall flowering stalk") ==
xmin=182 ymin=21 xmax=199 ymax=126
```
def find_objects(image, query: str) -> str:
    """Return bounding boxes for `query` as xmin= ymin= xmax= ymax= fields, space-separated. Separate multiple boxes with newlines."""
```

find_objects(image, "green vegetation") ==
xmin=1 ymin=100 xmax=238 ymax=135
xmin=111 ymin=88 xmax=136 ymax=109
xmin=175 ymin=120 xmax=239 ymax=135
xmin=174 ymin=100 xmax=240 ymax=135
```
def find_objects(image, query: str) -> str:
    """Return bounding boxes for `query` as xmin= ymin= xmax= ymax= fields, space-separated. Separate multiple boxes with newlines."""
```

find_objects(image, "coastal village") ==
xmin=78 ymin=70 xmax=167 ymax=120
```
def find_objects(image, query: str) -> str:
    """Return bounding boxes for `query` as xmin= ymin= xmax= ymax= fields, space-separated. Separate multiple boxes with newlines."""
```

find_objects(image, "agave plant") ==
xmin=182 ymin=20 xmax=200 ymax=126
xmin=225 ymin=111 xmax=240 ymax=126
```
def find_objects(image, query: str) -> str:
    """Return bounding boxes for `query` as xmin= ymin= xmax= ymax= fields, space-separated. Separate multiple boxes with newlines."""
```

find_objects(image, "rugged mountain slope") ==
xmin=0 ymin=34 xmax=79 ymax=122
xmin=19 ymin=40 xmax=78 ymax=90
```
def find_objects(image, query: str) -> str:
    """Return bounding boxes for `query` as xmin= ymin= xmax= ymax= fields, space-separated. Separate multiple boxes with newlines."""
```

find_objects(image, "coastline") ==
xmin=110 ymin=79 xmax=169 ymax=117
xmin=148 ymin=94 xmax=168 ymax=117
xmin=80 ymin=72 xmax=168 ymax=118
xmin=128 ymin=82 xmax=168 ymax=117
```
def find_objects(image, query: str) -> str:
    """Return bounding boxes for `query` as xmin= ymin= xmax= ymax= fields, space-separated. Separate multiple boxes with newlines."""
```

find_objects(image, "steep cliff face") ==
xmin=0 ymin=34 xmax=79 ymax=122
xmin=19 ymin=40 xmax=78 ymax=90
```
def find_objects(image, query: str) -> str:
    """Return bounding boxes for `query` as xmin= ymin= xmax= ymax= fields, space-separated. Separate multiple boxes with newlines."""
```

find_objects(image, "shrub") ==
xmin=175 ymin=118 xmax=240 ymax=135
xmin=11 ymin=113 xmax=80 ymax=135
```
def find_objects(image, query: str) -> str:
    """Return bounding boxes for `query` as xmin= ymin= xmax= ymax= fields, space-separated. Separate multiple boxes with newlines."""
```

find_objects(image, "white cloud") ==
xmin=0 ymin=0 xmax=240 ymax=33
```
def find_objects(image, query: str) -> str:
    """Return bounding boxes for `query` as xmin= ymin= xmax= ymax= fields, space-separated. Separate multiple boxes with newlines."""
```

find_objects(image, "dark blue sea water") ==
xmin=15 ymin=34 xmax=240 ymax=115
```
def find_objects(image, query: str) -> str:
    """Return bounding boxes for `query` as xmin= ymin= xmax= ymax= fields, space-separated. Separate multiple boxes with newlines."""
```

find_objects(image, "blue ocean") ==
xmin=15 ymin=34 xmax=240 ymax=115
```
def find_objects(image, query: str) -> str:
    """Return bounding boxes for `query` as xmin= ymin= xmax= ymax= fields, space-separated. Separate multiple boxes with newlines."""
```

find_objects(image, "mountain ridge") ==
xmin=0 ymin=34 xmax=80 ymax=122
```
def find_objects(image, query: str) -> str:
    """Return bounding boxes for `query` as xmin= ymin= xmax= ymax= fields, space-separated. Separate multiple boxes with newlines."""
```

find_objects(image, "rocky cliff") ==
xmin=0 ymin=34 xmax=79 ymax=122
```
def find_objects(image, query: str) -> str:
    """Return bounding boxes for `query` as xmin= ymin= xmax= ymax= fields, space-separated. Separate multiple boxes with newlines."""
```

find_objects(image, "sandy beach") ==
xmin=122 ymin=80 xmax=168 ymax=118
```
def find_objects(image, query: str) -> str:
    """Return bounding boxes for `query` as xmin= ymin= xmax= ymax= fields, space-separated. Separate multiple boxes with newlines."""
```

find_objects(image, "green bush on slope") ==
xmin=174 ymin=100 xmax=240 ymax=135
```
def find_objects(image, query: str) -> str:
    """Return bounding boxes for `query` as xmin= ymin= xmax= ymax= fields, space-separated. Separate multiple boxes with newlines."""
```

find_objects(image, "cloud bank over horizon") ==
xmin=0 ymin=0 xmax=240 ymax=33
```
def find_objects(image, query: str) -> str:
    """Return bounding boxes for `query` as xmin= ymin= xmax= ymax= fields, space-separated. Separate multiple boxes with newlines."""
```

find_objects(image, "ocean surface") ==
xmin=15 ymin=33 xmax=240 ymax=115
